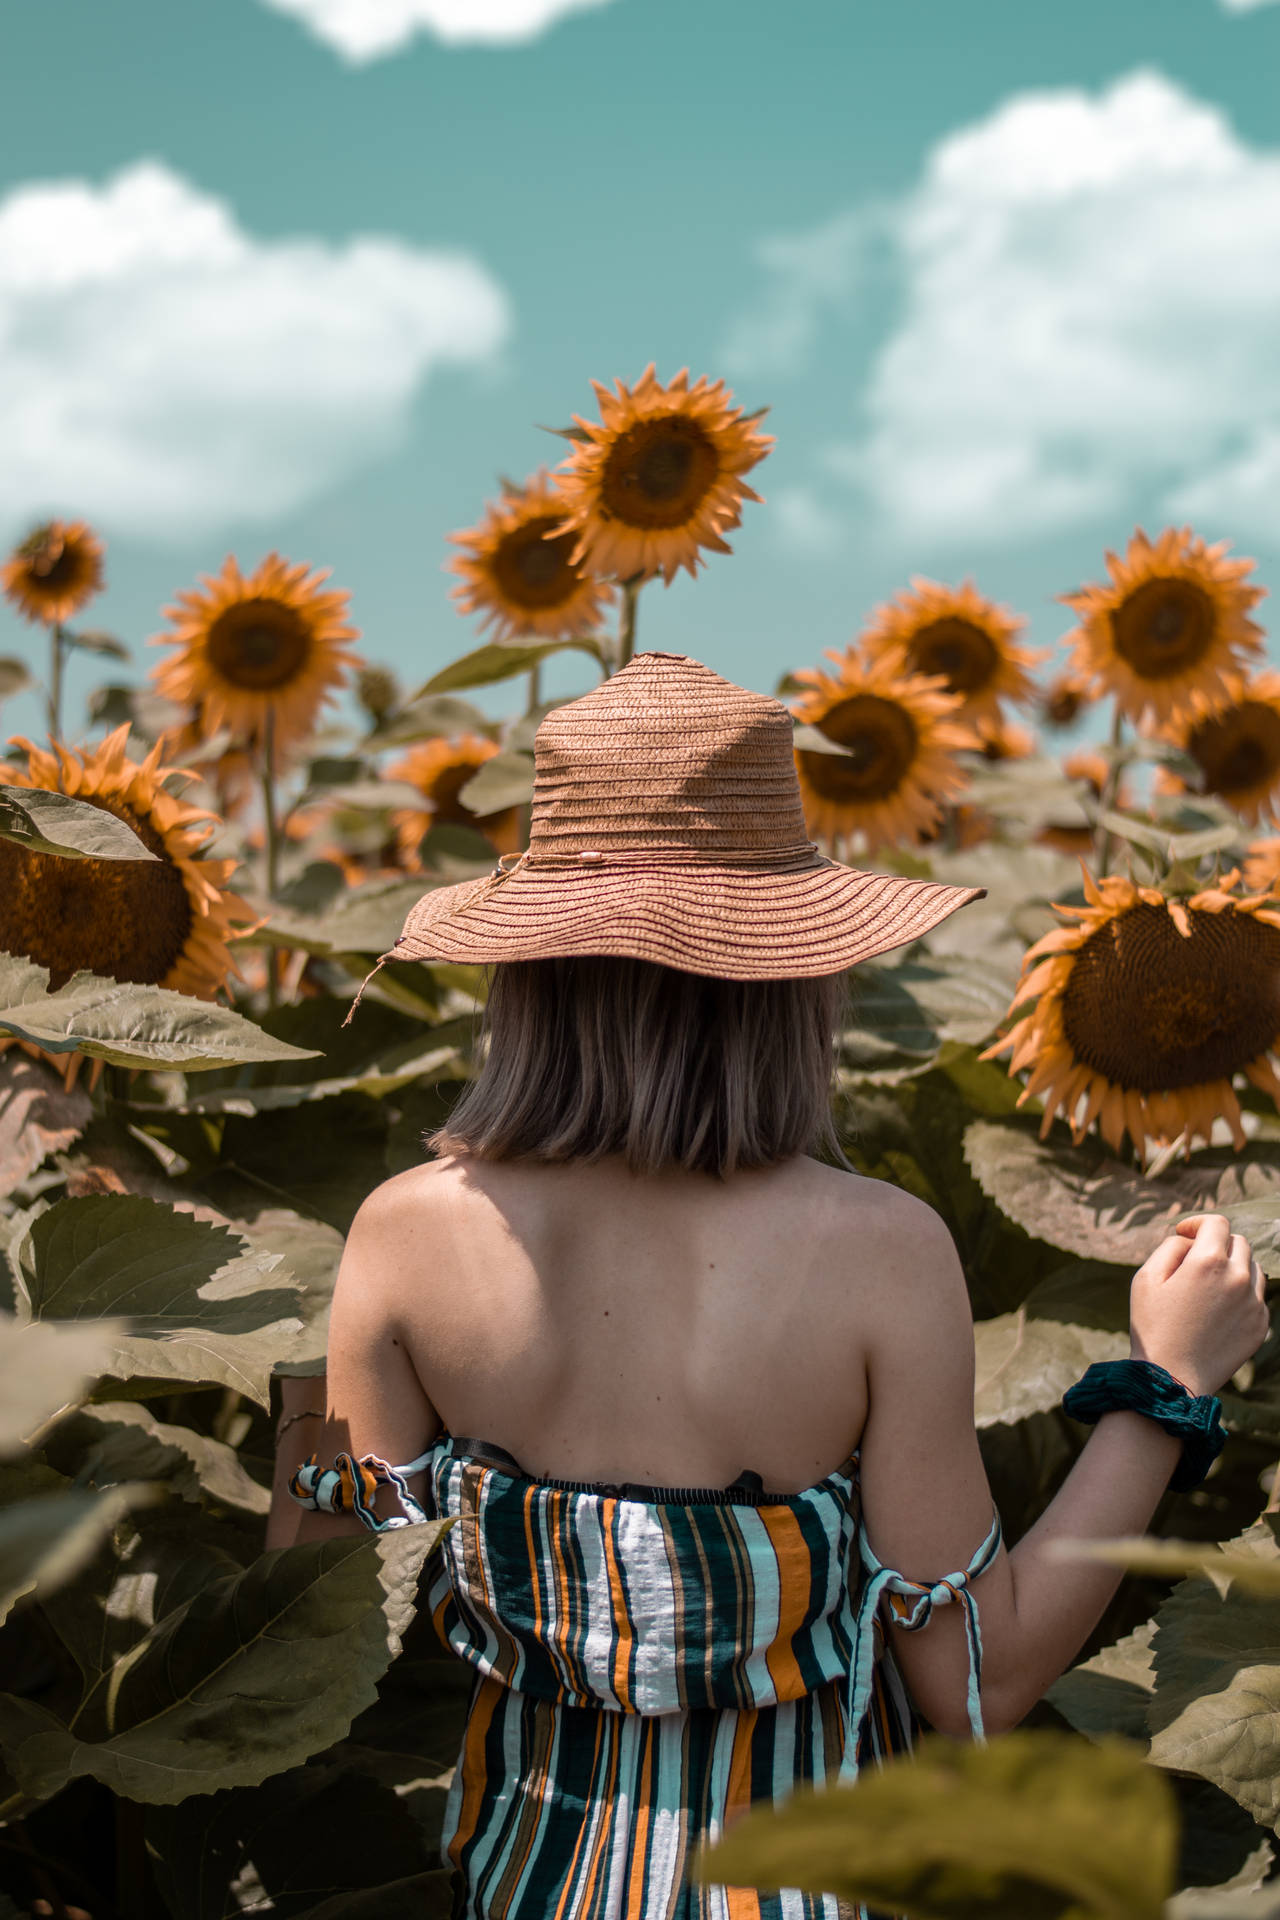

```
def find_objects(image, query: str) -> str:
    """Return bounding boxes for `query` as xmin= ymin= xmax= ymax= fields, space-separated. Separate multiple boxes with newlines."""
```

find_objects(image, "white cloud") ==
xmin=738 ymin=70 xmax=1280 ymax=546
xmin=258 ymin=0 xmax=616 ymax=62
xmin=1219 ymin=0 xmax=1280 ymax=12
xmin=0 ymin=160 xmax=510 ymax=540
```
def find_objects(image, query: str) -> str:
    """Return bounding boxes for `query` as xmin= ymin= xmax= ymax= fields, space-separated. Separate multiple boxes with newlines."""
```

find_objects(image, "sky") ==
xmin=2 ymin=0 xmax=1280 ymax=736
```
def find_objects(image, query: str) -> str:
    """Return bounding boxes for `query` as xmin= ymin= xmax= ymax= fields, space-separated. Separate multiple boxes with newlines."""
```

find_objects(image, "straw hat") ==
xmin=388 ymin=652 xmax=982 ymax=980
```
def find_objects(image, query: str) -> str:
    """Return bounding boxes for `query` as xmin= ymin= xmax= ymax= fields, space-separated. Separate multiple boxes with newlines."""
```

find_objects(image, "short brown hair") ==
xmin=430 ymin=955 xmax=847 ymax=1177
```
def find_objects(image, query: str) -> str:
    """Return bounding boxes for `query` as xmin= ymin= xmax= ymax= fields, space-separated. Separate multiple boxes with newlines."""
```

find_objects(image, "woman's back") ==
xmin=367 ymin=1148 xmax=926 ymax=1492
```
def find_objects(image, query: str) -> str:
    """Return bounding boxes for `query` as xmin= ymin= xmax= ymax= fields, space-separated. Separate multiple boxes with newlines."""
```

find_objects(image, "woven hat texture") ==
xmin=390 ymin=651 xmax=982 ymax=980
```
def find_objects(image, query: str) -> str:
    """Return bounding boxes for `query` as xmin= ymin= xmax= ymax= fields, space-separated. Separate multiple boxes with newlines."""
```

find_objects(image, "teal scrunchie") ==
xmin=1062 ymin=1359 xmax=1226 ymax=1492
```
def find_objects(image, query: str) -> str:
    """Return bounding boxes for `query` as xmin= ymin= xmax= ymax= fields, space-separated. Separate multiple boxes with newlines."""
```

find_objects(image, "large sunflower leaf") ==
xmin=10 ymin=1195 xmax=306 ymax=1408
xmin=1147 ymin=1520 xmax=1280 ymax=1831
xmin=457 ymin=749 xmax=535 ymax=815
xmin=1048 ymin=1620 xmax=1156 ymax=1744
xmin=416 ymin=637 xmax=605 ymax=696
xmin=0 ymin=784 xmax=157 ymax=861
xmin=0 ymin=1312 xmax=127 ymax=1456
xmin=250 ymin=875 xmax=435 ymax=959
xmin=181 ymin=1000 xmax=472 ymax=1115
xmin=973 ymin=1311 xmax=1127 ymax=1428
xmin=0 ymin=1523 xmax=447 ymax=1804
xmin=146 ymin=1764 xmax=444 ymax=1920
xmin=0 ymin=954 xmax=321 ymax=1073
xmin=44 ymin=1402 xmax=270 ymax=1516
xmin=695 ymin=1729 xmax=1175 ymax=1920
xmin=963 ymin=1119 xmax=1280 ymax=1271
xmin=1070 ymin=1523 xmax=1280 ymax=1599
xmin=367 ymin=691 xmax=492 ymax=748
xmin=0 ymin=1483 xmax=154 ymax=1625
xmin=0 ymin=1052 xmax=92 ymax=1198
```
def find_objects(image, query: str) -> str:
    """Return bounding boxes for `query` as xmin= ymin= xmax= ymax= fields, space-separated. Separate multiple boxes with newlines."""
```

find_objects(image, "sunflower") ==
xmin=1041 ymin=673 xmax=1093 ymax=730
xmin=552 ymin=365 xmax=773 ymax=585
xmin=1245 ymin=837 xmax=1280 ymax=894
xmin=983 ymin=870 xmax=1280 ymax=1161
xmin=1060 ymin=527 xmax=1264 ymax=729
xmin=151 ymin=554 xmax=360 ymax=760
xmin=160 ymin=711 xmax=257 ymax=818
xmin=389 ymin=735 xmax=522 ymax=865
xmin=860 ymin=578 xmax=1039 ymax=736
xmin=790 ymin=649 xmax=974 ymax=856
xmin=450 ymin=471 xmax=615 ymax=642
xmin=978 ymin=722 xmax=1036 ymax=763
xmin=1156 ymin=672 xmax=1280 ymax=826
xmin=0 ymin=727 xmax=246 ymax=1002
xmin=1 ymin=521 xmax=104 ymax=626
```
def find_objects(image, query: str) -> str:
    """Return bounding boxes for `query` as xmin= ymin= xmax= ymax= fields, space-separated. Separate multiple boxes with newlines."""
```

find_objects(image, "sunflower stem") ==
xmin=47 ymin=624 xmax=65 ymax=740
xmin=1094 ymin=705 xmax=1127 ymax=880
xmin=525 ymin=662 xmax=542 ymax=716
xmin=616 ymin=579 xmax=641 ymax=673
xmin=261 ymin=712 xmax=281 ymax=1009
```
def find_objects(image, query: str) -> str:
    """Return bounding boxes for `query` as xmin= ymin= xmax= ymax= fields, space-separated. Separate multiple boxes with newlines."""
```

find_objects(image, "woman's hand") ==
xmin=1129 ymin=1212 xmax=1271 ymax=1399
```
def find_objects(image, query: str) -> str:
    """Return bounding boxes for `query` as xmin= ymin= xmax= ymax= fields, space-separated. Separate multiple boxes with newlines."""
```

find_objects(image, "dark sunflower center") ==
xmin=1045 ymin=682 xmax=1084 ymax=727
xmin=206 ymin=598 xmax=311 ymax=690
xmin=598 ymin=417 xmax=720 ymax=530
xmin=1111 ymin=578 xmax=1215 ymax=681
xmin=1186 ymin=701 xmax=1280 ymax=799
xmin=798 ymin=695 xmax=919 ymax=803
xmin=425 ymin=759 xmax=504 ymax=827
xmin=1061 ymin=901 xmax=1280 ymax=1092
xmin=492 ymin=517 xmax=581 ymax=609
xmin=906 ymin=618 xmax=999 ymax=696
xmin=0 ymin=800 xmax=194 ymax=991
xmin=22 ymin=535 xmax=73 ymax=586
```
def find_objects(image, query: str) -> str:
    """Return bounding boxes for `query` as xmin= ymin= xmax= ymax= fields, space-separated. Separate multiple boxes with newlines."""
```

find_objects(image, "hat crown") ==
xmin=529 ymin=652 xmax=808 ymax=856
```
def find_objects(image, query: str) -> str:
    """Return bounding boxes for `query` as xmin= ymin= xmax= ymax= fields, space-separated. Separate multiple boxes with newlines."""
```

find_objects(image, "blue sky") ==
xmin=2 ymin=0 xmax=1280 ymax=734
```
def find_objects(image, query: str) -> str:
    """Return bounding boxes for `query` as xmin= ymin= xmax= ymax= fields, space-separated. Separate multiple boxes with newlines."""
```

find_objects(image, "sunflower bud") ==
xmin=357 ymin=665 xmax=401 ymax=724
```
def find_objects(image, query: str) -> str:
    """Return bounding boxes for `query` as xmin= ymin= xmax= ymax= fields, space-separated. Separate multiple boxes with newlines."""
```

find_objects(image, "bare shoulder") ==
xmin=342 ymin=1155 xmax=479 ymax=1276
xmin=784 ymin=1158 xmax=964 ymax=1296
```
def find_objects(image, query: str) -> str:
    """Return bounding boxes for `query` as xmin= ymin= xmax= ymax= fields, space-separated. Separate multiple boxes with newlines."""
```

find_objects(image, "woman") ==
xmin=283 ymin=652 xmax=1268 ymax=1919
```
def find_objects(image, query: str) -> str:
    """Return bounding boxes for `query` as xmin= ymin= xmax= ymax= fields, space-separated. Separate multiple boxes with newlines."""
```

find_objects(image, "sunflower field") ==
xmin=1 ymin=367 xmax=1280 ymax=1918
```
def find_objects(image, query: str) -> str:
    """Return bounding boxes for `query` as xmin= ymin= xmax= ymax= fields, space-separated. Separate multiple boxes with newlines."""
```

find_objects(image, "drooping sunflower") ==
xmin=553 ymin=365 xmax=773 ymax=585
xmin=983 ymin=870 xmax=1280 ymax=1161
xmin=0 ymin=727 xmax=246 ymax=1000
xmin=860 ymin=578 xmax=1040 ymax=736
xmin=790 ymin=649 xmax=974 ymax=856
xmin=450 ymin=471 xmax=615 ymax=642
xmin=1040 ymin=672 xmax=1093 ymax=730
xmin=1155 ymin=672 xmax=1280 ymax=827
xmin=2 ymin=521 xmax=105 ymax=626
xmin=389 ymin=735 xmax=522 ymax=865
xmin=1060 ymin=527 xmax=1265 ymax=729
xmin=151 ymin=554 xmax=360 ymax=760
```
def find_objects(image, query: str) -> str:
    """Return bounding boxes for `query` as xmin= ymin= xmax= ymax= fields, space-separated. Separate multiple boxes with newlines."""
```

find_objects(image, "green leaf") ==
xmin=367 ymin=692 xmax=492 ymax=748
xmin=417 ymin=637 xmax=603 ymax=696
xmin=0 ymin=1482 xmax=153 ymax=1625
xmin=1147 ymin=1525 xmax=1280 ymax=1830
xmin=252 ymin=875 xmax=432 ymax=960
xmin=0 ymin=1311 xmax=126 ymax=1456
xmin=973 ymin=1311 xmax=1127 ymax=1428
xmin=11 ymin=1195 xmax=307 ymax=1407
xmin=181 ymin=999 xmax=472 ymax=1115
xmin=1169 ymin=1888 xmax=1280 ymax=1919
xmin=0 ymin=1051 xmax=91 ymax=1197
xmin=696 ymin=1729 xmax=1176 ymax=1920
xmin=0 ymin=656 xmax=33 ymax=698
xmin=66 ymin=628 xmax=131 ymax=660
xmin=46 ymin=1402 xmax=271 ymax=1516
xmin=0 ymin=953 xmax=322 ymax=1074
xmin=1065 ymin=1527 xmax=1280 ymax=1598
xmin=964 ymin=1120 xmax=1280 ymax=1271
xmin=457 ymin=749 xmax=535 ymax=815
xmin=302 ymin=779 xmax=427 ymax=813
xmin=147 ymin=1763 xmax=441 ymax=1920
xmin=236 ymin=1207 xmax=345 ymax=1379
xmin=1048 ymin=1620 xmax=1156 ymax=1745
xmin=0 ymin=784 xmax=158 ymax=861
xmin=0 ymin=1523 xmax=448 ymax=1803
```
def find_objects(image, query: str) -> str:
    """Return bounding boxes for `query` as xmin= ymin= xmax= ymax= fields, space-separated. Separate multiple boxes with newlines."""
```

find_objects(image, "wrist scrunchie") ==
xmin=1062 ymin=1359 xmax=1226 ymax=1491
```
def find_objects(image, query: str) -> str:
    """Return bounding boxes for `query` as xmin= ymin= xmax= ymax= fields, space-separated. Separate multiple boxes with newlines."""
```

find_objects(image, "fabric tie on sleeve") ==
xmin=841 ymin=1509 xmax=1003 ymax=1783
xmin=289 ymin=1447 xmax=436 ymax=1531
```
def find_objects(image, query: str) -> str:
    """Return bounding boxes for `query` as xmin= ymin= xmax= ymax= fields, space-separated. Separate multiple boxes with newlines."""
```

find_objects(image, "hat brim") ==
xmin=388 ymin=857 xmax=985 ymax=981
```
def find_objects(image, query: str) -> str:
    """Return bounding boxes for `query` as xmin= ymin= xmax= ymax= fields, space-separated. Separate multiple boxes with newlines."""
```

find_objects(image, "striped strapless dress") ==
xmin=407 ymin=1435 xmax=1000 ymax=1920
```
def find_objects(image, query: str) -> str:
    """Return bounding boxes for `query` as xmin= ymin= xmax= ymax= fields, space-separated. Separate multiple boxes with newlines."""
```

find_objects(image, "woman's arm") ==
xmin=857 ymin=1207 xmax=1268 ymax=1737
xmin=282 ymin=1185 xmax=443 ymax=1546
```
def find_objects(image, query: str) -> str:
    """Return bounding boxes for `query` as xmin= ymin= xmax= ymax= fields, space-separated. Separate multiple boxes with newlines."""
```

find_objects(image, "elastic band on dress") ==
xmin=842 ymin=1509 xmax=1003 ymax=1780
